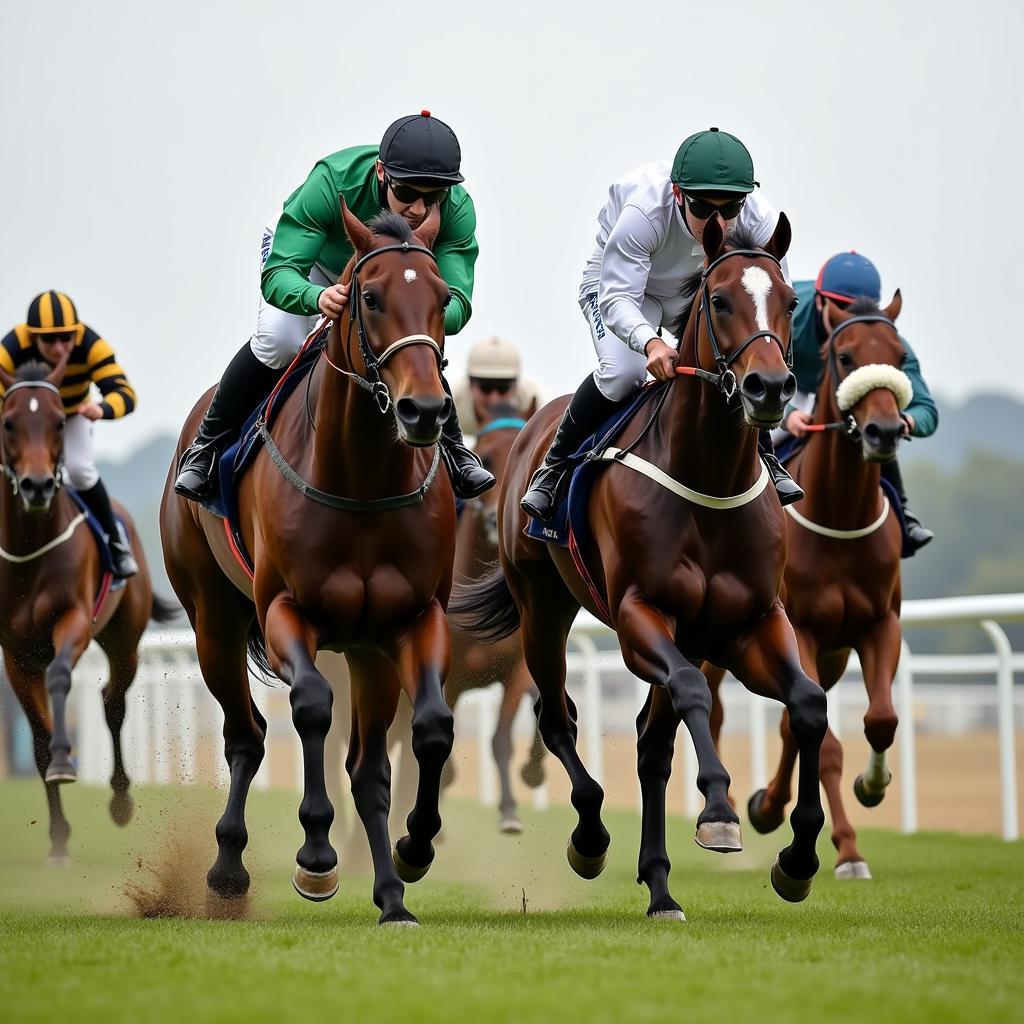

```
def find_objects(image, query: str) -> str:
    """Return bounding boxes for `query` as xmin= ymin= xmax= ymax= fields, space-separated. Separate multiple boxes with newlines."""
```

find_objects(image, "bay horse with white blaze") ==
xmin=452 ymin=216 xmax=829 ymax=920
xmin=705 ymin=293 xmax=910 ymax=878
xmin=161 ymin=204 xmax=457 ymax=926
xmin=0 ymin=357 xmax=176 ymax=862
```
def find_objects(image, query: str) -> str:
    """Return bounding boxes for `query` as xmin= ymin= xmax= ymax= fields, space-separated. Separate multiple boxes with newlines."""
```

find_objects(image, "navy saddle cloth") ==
xmin=66 ymin=488 xmax=127 ymax=594
xmin=524 ymin=381 xmax=668 ymax=548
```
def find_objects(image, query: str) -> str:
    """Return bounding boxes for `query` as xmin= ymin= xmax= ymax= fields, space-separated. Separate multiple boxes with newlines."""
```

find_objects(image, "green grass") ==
xmin=0 ymin=779 xmax=1021 ymax=1024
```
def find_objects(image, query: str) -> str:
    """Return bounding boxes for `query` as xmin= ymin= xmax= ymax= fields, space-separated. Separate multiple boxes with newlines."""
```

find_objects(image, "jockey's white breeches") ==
xmin=63 ymin=413 xmax=99 ymax=490
xmin=581 ymin=292 xmax=667 ymax=402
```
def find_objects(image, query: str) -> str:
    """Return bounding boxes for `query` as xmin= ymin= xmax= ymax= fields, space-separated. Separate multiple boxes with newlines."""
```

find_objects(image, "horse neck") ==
xmin=796 ymin=376 xmax=883 ymax=528
xmin=652 ymin=321 xmax=760 ymax=496
xmin=0 ymin=474 xmax=69 ymax=558
xmin=310 ymin=318 xmax=416 ymax=496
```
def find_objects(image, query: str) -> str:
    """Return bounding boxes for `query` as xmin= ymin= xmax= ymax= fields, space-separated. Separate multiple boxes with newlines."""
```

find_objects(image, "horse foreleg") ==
xmin=344 ymin=651 xmax=414 ymax=925
xmin=702 ymin=662 xmax=727 ymax=751
xmin=392 ymin=600 xmax=454 ymax=885
xmin=43 ymin=609 xmax=92 ymax=783
xmin=731 ymin=604 xmax=827 ymax=903
xmin=5 ymin=658 xmax=71 ymax=862
xmin=854 ymin=614 xmax=901 ymax=806
xmin=264 ymin=596 xmax=337 ymax=902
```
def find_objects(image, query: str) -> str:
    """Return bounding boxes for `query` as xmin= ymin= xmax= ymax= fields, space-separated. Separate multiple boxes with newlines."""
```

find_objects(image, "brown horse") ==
xmin=706 ymin=294 xmax=909 ymax=879
xmin=445 ymin=401 xmax=545 ymax=833
xmin=161 ymin=204 xmax=458 ymax=925
xmin=0 ymin=358 xmax=176 ymax=862
xmin=452 ymin=216 xmax=829 ymax=920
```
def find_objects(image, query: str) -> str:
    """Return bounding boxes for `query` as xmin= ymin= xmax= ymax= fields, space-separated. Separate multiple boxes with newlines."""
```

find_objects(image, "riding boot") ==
xmin=758 ymin=430 xmax=804 ymax=507
xmin=520 ymin=374 xmax=621 ymax=522
xmin=78 ymin=479 xmax=138 ymax=579
xmin=881 ymin=458 xmax=934 ymax=554
xmin=439 ymin=377 xmax=495 ymax=499
xmin=174 ymin=341 xmax=284 ymax=502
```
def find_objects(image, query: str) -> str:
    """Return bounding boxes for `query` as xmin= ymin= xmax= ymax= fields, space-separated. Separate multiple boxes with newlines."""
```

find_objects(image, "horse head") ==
xmin=824 ymin=291 xmax=910 ymax=462
xmin=339 ymin=200 xmax=452 ymax=447
xmin=472 ymin=400 xmax=528 ymax=547
xmin=0 ymin=352 xmax=71 ymax=513
xmin=694 ymin=213 xmax=798 ymax=428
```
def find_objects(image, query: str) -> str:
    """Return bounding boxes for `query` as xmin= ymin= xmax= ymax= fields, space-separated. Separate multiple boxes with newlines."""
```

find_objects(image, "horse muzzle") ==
xmin=860 ymin=420 xmax=903 ymax=463
xmin=738 ymin=368 xmax=797 ymax=428
xmin=394 ymin=394 xmax=451 ymax=447
xmin=18 ymin=472 xmax=58 ymax=512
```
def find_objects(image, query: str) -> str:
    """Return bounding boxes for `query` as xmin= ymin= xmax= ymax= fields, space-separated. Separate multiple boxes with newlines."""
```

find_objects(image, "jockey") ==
xmin=174 ymin=111 xmax=494 ymax=503
xmin=0 ymin=291 xmax=139 ymax=578
xmin=451 ymin=335 xmax=544 ymax=437
xmin=521 ymin=127 xmax=803 ymax=521
xmin=782 ymin=251 xmax=937 ymax=552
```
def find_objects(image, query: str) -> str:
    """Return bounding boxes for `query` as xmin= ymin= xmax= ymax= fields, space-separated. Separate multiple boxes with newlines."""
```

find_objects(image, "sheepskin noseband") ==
xmin=836 ymin=363 xmax=913 ymax=412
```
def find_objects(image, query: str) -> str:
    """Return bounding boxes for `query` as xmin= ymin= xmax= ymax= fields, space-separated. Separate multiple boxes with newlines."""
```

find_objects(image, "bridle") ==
xmin=323 ymin=241 xmax=448 ymax=414
xmin=675 ymin=248 xmax=792 ymax=402
xmin=0 ymin=380 xmax=66 ymax=497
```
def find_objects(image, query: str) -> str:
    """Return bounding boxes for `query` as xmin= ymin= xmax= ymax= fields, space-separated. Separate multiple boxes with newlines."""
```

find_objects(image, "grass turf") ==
xmin=0 ymin=779 xmax=1020 ymax=1024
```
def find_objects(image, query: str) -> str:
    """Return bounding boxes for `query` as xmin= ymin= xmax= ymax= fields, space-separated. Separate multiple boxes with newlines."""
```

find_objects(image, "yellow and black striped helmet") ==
xmin=26 ymin=291 xmax=80 ymax=334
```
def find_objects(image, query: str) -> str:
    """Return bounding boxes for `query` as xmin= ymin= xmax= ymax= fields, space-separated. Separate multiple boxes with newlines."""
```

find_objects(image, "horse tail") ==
xmin=149 ymin=593 xmax=182 ymax=625
xmin=246 ymin=619 xmax=276 ymax=683
xmin=449 ymin=563 xmax=521 ymax=643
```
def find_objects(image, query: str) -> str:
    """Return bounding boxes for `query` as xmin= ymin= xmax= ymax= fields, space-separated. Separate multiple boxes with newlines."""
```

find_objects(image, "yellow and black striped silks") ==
xmin=25 ymin=291 xmax=80 ymax=334
xmin=0 ymin=322 xmax=137 ymax=420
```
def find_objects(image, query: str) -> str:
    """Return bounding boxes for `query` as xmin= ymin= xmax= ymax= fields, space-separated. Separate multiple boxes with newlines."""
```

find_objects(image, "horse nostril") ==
xmin=440 ymin=397 xmax=453 ymax=423
xmin=781 ymin=373 xmax=797 ymax=403
xmin=741 ymin=372 xmax=766 ymax=401
xmin=395 ymin=397 xmax=420 ymax=426
xmin=863 ymin=423 xmax=882 ymax=445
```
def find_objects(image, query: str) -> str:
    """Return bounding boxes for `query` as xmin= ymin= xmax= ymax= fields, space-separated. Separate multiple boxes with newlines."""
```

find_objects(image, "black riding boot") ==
xmin=881 ymin=458 xmax=933 ymax=554
xmin=758 ymin=431 xmax=804 ymax=507
xmin=439 ymin=377 xmax=495 ymax=499
xmin=78 ymin=479 xmax=138 ymax=579
xmin=174 ymin=341 xmax=284 ymax=503
xmin=520 ymin=374 xmax=621 ymax=522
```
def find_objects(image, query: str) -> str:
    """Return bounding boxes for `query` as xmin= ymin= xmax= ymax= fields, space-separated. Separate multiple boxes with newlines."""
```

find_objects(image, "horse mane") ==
xmin=14 ymin=361 xmax=53 ymax=383
xmin=366 ymin=210 xmax=414 ymax=243
xmin=668 ymin=224 xmax=769 ymax=339
xmin=482 ymin=400 xmax=521 ymax=422
xmin=847 ymin=296 xmax=882 ymax=315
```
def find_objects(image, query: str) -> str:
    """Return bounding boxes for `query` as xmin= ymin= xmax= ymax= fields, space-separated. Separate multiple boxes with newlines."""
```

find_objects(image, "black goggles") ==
xmin=470 ymin=378 xmax=515 ymax=395
xmin=387 ymin=175 xmax=449 ymax=208
xmin=682 ymin=192 xmax=746 ymax=221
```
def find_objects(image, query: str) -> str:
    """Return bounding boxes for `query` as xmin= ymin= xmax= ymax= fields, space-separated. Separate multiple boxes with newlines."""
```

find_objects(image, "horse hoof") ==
xmin=45 ymin=762 xmax=77 ymax=784
xmin=47 ymin=852 xmax=71 ymax=867
xmin=292 ymin=864 xmax=339 ymax=902
xmin=647 ymin=908 xmax=686 ymax=923
xmin=835 ymin=860 xmax=873 ymax=881
xmin=694 ymin=820 xmax=742 ymax=853
xmin=379 ymin=915 xmax=420 ymax=928
xmin=392 ymin=840 xmax=431 ymax=883
xmin=500 ymin=817 xmax=524 ymax=835
xmin=109 ymin=792 xmax=135 ymax=827
xmin=853 ymin=773 xmax=888 ymax=808
xmin=770 ymin=856 xmax=813 ymax=903
xmin=747 ymin=789 xmax=781 ymax=835
xmin=566 ymin=838 xmax=608 ymax=880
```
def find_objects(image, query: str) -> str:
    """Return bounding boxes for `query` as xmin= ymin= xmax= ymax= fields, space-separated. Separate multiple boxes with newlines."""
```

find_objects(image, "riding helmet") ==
xmin=816 ymin=252 xmax=882 ymax=304
xmin=671 ymin=127 xmax=758 ymax=194
xmin=379 ymin=111 xmax=464 ymax=184
xmin=26 ymin=291 xmax=80 ymax=334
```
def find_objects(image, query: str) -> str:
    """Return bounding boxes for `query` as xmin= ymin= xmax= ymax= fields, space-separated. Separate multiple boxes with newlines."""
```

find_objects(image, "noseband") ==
xmin=677 ymin=248 xmax=791 ymax=401
xmin=324 ymin=242 xmax=448 ymax=414
xmin=0 ymin=380 xmax=66 ymax=497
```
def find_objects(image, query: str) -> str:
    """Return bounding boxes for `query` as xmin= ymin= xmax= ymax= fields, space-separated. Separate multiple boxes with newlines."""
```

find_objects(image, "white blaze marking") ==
xmin=404 ymin=269 xmax=417 ymax=283
xmin=29 ymin=398 xmax=38 ymax=413
xmin=741 ymin=266 xmax=772 ymax=333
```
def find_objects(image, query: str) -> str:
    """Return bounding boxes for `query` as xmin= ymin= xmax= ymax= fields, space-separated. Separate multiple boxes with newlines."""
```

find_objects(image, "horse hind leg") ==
xmin=99 ymin=646 xmax=139 ymax=826
xmin=493 ymin=666 xmax=531 ymax=834
xmin=819 ymin=727 xmax=870 ymax=879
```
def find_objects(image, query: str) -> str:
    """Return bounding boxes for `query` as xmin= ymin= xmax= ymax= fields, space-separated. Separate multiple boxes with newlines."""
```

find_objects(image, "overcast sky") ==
xmin=1 ymin=0 xmax=1020 ymax=460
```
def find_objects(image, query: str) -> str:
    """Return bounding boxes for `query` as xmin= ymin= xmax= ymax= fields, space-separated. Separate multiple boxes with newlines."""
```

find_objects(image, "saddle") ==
xmin=65 ymin=487 xmax=127 ymax=619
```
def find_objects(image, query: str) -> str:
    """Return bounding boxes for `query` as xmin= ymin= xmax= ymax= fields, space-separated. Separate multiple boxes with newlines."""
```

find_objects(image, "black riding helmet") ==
xmin=379 ymin=110 xmax=464 ymax=185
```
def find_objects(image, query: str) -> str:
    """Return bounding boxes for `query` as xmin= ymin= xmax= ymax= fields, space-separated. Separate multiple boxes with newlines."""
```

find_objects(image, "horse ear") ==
xmin=829 ymin=301 xmax=855 ymax=326
xmin=45 ymin=345 xmax=73 ymax=387
xmin=882 ymin=288 xmax=902 ymax=322
xmin=414 ymin=205 xmax=441 ymax=250
xmin=340 ymin=196 xmax=374 ymax=255
xmin=523 ymin=395 xmax=538 ymax=420
xmin=701 ymin=214 xmax=726 ymax=264
xmin=763 ymin=211 xmax=792 ymax=262
xmin=0 ymin=366 xmax=14 ymax=392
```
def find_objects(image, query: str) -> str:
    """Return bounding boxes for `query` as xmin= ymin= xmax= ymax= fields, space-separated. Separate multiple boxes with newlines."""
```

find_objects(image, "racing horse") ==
xmin=452 ymin=216 xmax=829 ymax=920
xmin=705 ymin=293 xmax=909 ymax=878
xmin=0 ymin=357 xmax=176 ymax=862
xmin=161 ymin=204 xmax=458 ymax=926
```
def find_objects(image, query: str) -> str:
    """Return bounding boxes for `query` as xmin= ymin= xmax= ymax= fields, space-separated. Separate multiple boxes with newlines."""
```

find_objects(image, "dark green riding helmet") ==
xmin=671 ymin=127 xmax=759 ymax=194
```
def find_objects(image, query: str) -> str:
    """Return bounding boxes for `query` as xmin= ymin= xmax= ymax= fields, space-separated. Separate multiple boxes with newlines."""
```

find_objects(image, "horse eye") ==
xmin=3 ymin=419 xmax=13 ymax=433
xmin=710 ymin=294 xmax=730 ymax=313
xmin=838 ymin=353 xmax=854 ymax=368
xmin=362 ymin=291 xmax=379 ymax=310
xmin=787 ymin=297 xmax=799 ymax=316
xmin=56 ymin=420 xmax=65 ymax=432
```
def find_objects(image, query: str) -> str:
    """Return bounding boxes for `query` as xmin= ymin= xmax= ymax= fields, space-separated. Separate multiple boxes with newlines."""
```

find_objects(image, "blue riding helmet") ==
xmin=815 ymin=251 xmax=882 ymax=304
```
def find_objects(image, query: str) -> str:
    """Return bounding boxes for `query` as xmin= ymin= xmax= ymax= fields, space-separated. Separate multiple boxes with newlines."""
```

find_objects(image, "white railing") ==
xmin=46 ymin=593 xmax=1024 ymax=842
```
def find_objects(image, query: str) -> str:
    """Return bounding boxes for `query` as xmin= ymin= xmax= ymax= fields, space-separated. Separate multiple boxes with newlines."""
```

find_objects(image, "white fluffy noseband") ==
xmin=836 ymin=364 xmax=913 ymax=412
